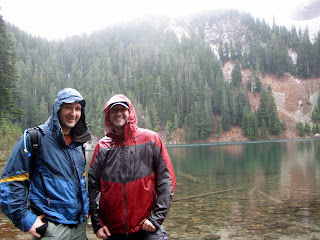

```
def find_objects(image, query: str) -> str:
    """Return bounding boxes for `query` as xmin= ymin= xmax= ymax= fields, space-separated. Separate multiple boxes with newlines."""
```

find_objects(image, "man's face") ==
xmin=109 ymin=105 xmax=129 ymax=130
xmin=58 ymin=102 xmax=82 ymax=134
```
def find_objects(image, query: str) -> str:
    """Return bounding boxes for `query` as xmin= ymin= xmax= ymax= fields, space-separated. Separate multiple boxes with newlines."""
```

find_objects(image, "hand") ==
xmin=140 ymin=219 xmax=156 ymax=232
xmin=27 ymin=214 xmax=46 ymax=238
xmin=96 ymin=226 xmax=111 ymax=239
xmin=85 ymin=214 xmax=89 ymax=231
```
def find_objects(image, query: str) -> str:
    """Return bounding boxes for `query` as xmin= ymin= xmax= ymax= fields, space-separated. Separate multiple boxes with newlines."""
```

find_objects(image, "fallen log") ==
xmin=256 ymin=189 xmax=283 ymax=204
xmin=176 ymin=171 xmax=204 ymax=183
xmin=173 ymin=187 xmax=245 ymax=202
xmin=249 ymin=186 xmax=257 ymax=197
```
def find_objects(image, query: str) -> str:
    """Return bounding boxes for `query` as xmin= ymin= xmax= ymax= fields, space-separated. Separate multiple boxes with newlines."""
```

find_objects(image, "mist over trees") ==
xmin=1 ymin=10 xmax=320 ymax=145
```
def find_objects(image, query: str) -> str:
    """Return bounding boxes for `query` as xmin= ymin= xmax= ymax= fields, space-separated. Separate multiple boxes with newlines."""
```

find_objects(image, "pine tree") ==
xmin=216 ymin=116 xmax=222 ymax=137
xmin=256 ymin=88 xmax=269 ymax=126
xmin=201 ymin=98 xmax=213 ymax=139
xmin=268 ymin=93 xmax=281 ymax=135
xmin=242 ymin=111 xmax=248 ymax=137
xmin=230 ymin=40 xmax=236 ymax=60
xmin=297 ymin=28 xmax=313 ymax=78
xmin=144 ymin=107 xmax=152 ymax=130
xmin=260 ymin=119 xmax=268 ymax=139
xmin=218 ymin=39 xmax=225 ymax=64
xmin=313 ymin=33 xmax=320 ymax=77
xmin=231 ymin=61 xmax=242 ymax=88
xmin=0 ymin=14 xmax=21 ymax=120
xmin=296 ymin=122 xmax=305 ymax=137
xmin=248 ymin=112 xmax=258 ymax=140
xmin=235 ymin=39 xmax=242 ymax=60
xmin=304 ymin=122 xmax=311 ymax=135
xmin=224 ymin=42 xmax=229 ymax=61
xmin=221 ymin=90 xmax=231 ymax=131
xmin=148 ymin=102 xmax=160 ymax=132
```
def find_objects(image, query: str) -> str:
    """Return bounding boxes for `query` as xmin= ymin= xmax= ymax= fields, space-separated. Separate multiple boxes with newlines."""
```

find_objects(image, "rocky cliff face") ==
xmin=244 ymin=70 xmax=320 ymax=140
xmin=165 ymin=13 xmax=320 ymax=143
xmin=209 ymin=65 xmax=320 ymax=142
xmin=166 ymin=70 xmax=320 ymax=144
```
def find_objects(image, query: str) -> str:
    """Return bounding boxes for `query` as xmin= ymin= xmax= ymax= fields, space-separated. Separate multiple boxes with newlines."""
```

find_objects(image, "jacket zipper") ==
xmin=70 ymin=149 xmax=83 ymax=222
xmin=39 ymin=172 xmax=50 ymax=207
xmin=63 ymin=146 xmax=83 ymax=222
xmin=123 ymin=183 xmax=128 ymax=236
xmin=122 ymin=140 xmax=129 ymax=236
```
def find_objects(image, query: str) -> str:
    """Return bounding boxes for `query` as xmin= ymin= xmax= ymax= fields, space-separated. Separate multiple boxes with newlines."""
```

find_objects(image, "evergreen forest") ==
xmin=1 ymin=9 xmax=320 ymax=161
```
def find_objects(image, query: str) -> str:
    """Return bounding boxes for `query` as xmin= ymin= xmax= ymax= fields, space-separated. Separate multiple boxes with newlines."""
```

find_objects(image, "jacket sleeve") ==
xmin=88 ymin=144 xmax=104 ymax=233
xmin=0 ymin=134 xmax=37 ymax=232
xmin=148 ymin=136 xmax=176 ymax=229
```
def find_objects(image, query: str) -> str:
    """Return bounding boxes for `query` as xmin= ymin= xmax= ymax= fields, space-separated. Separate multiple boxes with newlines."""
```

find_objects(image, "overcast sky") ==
xmin=0 ymin=0 xmax=308 ymax=40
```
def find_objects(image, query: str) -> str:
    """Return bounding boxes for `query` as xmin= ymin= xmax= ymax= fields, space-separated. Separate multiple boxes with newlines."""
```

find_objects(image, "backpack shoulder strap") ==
xmin=23 ymin=127 xmax=44 ymax=157
xmin=28 ymin=127 xmax=40 ymax=153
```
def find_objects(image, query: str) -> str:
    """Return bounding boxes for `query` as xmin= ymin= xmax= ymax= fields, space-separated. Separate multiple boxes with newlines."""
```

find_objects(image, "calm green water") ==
xmin=1 ymin=139 xmax=320 ymax=239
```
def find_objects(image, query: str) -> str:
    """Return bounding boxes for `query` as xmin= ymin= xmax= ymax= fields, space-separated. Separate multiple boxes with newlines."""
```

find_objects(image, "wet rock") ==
xmin=191 ymin=217 xmax=201 ymax=222
xmin=202 ymin=233 xmax=221 ymax=239
xmin=248 ymin=224 xmax=264 ymax=230
xmin=311 ymin=235 xmax=320 ymax=240
xmin=264 ymin=233 xmax=281 ymax=239
xmin=294 ymin=209 xmax=313 ymax=217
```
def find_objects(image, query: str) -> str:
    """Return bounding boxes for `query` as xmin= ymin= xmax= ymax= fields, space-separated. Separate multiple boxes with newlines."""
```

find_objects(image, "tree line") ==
xmin=1 ymin=10 xmax=320 ymax=162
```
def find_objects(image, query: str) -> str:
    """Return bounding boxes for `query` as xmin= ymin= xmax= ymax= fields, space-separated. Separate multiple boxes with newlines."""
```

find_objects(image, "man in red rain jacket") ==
xmin=88 ymin=94 xmax=176 ymax=240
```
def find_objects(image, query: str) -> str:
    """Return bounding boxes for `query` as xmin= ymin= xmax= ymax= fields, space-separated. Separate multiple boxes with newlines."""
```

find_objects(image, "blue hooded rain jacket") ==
xmin=0 ymin=88 xmax=91 ymax=232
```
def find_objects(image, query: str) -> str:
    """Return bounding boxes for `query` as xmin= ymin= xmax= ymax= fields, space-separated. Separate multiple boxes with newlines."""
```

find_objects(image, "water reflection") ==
xmin=166 ymin=139 xmax=320 ymax=239
xmin=1 ymin=139 xmax=320 ymax=239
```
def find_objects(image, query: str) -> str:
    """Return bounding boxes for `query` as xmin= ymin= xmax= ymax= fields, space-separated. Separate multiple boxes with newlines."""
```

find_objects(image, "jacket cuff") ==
xmin=92 ymin=216 xmax=104 ymax=233
xmin=147 ymin=217 xmax=160 ymax=230
xmin=19 ymin=211 xmax=37 ymax=232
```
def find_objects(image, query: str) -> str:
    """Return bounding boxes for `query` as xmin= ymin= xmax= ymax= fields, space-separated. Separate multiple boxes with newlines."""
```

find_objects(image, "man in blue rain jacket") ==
xmin=0 ymin=88 xmax=91 ymax=239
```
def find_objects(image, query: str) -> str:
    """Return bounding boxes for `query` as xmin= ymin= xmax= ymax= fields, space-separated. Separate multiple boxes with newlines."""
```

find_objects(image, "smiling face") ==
xmin=58 ymin=102 xmax=82 ymax=134
xmin=109 ymin=104 xmax=129 ymax=135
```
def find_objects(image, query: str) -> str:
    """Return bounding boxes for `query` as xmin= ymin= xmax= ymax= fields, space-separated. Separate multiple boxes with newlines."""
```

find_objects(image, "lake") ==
xmin=1 ymin=139 xmax=320 ymax=239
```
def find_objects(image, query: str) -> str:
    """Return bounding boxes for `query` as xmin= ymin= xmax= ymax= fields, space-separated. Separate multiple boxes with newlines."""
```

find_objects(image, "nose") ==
xmin=70 ymin=108 xmax=77 ymax=116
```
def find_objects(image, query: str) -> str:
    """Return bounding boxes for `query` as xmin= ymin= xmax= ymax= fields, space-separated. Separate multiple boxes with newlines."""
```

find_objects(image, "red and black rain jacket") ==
xmin=88 ymin=94 xmax=176 ymax=235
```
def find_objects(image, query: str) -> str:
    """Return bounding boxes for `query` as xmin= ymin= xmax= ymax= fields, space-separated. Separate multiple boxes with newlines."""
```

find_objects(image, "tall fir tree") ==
xmin=0 ymin=14 xmax=21 ymax=121
xmin=256 ymin=88 xmax=269 ymax=126
xmin=221 ymin=90 xmax=231 ymax=131
xmin=260 ymin=119 xmax=268 ymax=139
xmin=231 ymin=61 xmax=242 ymax=88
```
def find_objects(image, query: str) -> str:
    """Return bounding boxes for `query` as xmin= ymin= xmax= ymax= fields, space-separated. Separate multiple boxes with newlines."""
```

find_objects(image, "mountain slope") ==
xmin=5 ymin=10 xmax=320 ymax=143
xmin=250 ymin=73 xmax=320 ymax=139
xmin=166 ymin=12 xmax=320 ymax=143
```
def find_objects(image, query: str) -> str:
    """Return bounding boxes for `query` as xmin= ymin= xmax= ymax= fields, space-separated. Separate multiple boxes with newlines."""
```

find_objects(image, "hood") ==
xmin=45 ymin=88 xmax=91 ymax=144
xmin=103 ymin=94 xmax=137 ymax=136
